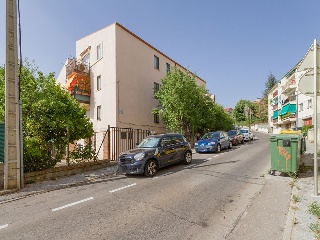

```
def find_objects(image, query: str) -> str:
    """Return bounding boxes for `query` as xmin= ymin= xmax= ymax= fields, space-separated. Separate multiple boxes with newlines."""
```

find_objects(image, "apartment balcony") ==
xmin=281 ymin=95 xmax=296 ymax=106
xmin=65 ymin=58 xmax=90 ymax=105
xmin=282 ymin=79 xmax=297 ymax=95
xmin=279 ymin=103 xmax=296 ymax=123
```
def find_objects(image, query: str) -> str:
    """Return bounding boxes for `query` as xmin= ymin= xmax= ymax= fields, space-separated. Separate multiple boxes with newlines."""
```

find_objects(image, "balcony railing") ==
xmin=66 ymin=58 xmax=89 ymax=77
xmin=280 ymin=112 xmax=296 ymax=121
xmin=65 ymin=58 xmax=90 ymax=105
xmin=282 ymin=79 xmax=296 ymax=94
xmin=281 ymin=95 xmax=296 ymax=105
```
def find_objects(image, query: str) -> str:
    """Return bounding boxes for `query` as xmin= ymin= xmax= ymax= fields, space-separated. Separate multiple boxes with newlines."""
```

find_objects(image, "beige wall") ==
xmin=115 ymin=25 xmax=167 ymax=133
xmin=114 ymin=23 xmax=205 ymax=133
xmin=76 ymin=24 xmax=118 ymax=131
xmin=59 ymin=22 xmax=206 ymax=134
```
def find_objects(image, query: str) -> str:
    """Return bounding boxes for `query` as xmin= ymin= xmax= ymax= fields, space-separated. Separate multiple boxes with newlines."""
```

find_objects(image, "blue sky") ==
xmin=1 ymin=0 xmax=320 ymax=108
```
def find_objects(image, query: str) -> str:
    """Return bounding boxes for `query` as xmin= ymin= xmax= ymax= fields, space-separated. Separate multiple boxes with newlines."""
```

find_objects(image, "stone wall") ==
xmin=0 ymin=160 xmax=116 ymax=187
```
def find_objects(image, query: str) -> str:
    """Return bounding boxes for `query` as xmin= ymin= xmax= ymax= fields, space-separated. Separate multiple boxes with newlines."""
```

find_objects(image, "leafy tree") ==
xmin=233 ymin=99 xmax=253 ymax=125
xmin=0 ymin=60 xmax=93 ymax=172
xmin=262 ymin=73 xmax=277 ymax=99
xmin=153 ymin=67 xmax=233 ymax=139
xmin=252 ymin=99 xmax=268 ymax=123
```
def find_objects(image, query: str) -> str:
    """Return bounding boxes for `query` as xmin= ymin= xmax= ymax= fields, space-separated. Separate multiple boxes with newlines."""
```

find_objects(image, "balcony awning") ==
xmin=272 ymin=110 xmax=278 ymax=119
xmin=280 ymin=104 xmax=296 ymax=116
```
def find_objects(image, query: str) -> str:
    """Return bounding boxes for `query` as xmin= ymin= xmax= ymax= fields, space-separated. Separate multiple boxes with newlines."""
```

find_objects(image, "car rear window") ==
xmin=240 ymin=129 xmax=249 ymax=133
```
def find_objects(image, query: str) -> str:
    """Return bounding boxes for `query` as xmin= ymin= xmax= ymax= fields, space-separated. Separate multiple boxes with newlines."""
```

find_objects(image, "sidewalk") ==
xmin=284 ymin=139 xmax=320 ymax=240
xmin=0 ymin=164 xmax=118 ymax=203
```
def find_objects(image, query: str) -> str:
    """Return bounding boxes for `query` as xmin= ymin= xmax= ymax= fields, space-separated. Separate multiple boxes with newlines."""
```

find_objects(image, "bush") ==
xmin=69 ymin=143 xmax=97 ymax=163
xmin=302 ymin=125 xmax=313 ymax=136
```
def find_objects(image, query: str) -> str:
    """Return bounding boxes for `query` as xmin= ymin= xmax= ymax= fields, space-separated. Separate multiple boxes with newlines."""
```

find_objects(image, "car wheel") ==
xmin=216 ymin=144 xmax=221 ymax=153
xmin=228 ymin=142 xmax=232 ymax=149
xmin=183 ymin=151 xmax=192 ymax=165
xmin=144 ymin=159 xmax=158 ymax=177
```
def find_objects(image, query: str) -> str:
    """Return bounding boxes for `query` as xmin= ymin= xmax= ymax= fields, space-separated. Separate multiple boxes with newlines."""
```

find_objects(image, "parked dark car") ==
xmin=227 ymin=129 xmax=244 ymax=146
xmin=194 ymin=131 xmax=232 ymax=153
xmin=117 ymin=133 xmax=192 ymax=177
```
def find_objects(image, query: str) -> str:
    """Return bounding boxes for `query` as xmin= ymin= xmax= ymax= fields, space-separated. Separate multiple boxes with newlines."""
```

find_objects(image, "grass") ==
xmin=292 ymin=194 xmax=301 ymax=203
xmin=310 ymin=223 xmax=320 ymax=240
xmin=309 ymin=202 xmax=320 ymax=219
xmin=308 ymin=201 xmax=320 ymax=239
xmin=287 ymin=172 xmax=299 ymax=188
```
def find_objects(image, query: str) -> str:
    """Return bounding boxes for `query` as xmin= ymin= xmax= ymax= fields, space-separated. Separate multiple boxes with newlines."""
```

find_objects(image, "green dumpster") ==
xmin=269 ymin=134 xmax=301 ymax=174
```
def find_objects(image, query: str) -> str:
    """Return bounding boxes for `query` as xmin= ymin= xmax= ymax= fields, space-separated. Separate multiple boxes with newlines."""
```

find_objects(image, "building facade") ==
xmin=268 ymin=65 xmax=315 ymax=134
xmin=56 ymin=22 xmax=206 ymax=159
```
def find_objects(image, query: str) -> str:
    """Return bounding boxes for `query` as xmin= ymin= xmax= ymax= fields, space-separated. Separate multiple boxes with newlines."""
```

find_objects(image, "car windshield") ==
xmin=227 ymin=130 xmax=236 ymax=136
xmin=201 ymin=132 xmax=220 ymax=140
xmin=138 ymin=137 xmax=160 ymax=148
xmin=240 ymin=129 xmax=249 ymax=133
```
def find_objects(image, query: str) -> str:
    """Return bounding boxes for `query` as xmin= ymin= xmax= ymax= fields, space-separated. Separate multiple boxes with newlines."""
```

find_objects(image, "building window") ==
xmin=154 ymin=82 xmax=160 ymax=95
xmin=97 ymin=105 xmax=101 ymax=121
xmin=154 ymin=55 xmax=159 ymax=70
xmin=82 ymin=54 xmax=90 ymax=67
xmin=307 ymin=99 xmax=312 ymax=109
xmin=97 ymin=44 xmax=102 ymax=60
xmin=97 ymin=75 xmax=101 ymax=91
xmin=299 ymin=103 xmax=303 ymax=112
xmin=154 ymin=113 xmax=159 ymax=123
xmin=166 ymin=63 xmax=170 ymax=73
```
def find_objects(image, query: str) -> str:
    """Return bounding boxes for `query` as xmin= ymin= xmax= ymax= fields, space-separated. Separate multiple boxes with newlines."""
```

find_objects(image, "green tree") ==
xmin=262 ymin=73 xmax=277 ymax=99
xmin=0 ymin=61 xmax=93 ymax=172
xmin=252 ymin=99 xmax=268 ymax=123
xmin=153 ymin=67 xmax=233 ymax=138
xmin=233 ymin=99 xmax=253 ymax=125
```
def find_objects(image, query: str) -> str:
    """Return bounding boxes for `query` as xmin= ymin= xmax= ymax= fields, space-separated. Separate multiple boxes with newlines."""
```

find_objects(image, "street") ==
xmin=0 ymin=132 xmax=290 ymax=240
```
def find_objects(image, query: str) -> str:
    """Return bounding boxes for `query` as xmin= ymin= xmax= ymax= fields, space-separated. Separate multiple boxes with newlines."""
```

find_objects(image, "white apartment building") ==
xmin=268 ymin=65 xmax=317 ymax=134
xmin=56 ymin=22 xmax=206 ymax=160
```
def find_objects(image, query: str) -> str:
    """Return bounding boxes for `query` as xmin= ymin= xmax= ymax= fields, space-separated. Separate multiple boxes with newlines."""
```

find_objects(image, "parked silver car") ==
xmin=239 ymin=128 xmax=253 ymax=141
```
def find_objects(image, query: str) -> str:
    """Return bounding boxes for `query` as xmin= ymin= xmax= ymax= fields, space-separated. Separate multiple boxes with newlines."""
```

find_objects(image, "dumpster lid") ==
xmin=280 ymin=129 xmax=302 ymax=134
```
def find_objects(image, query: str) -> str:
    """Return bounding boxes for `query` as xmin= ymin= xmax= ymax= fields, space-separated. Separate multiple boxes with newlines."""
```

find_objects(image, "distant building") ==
xmin=225 ymin=108 xmax=233 ymax=114
xmin=56 ymin=22 xmax=207 ymax=159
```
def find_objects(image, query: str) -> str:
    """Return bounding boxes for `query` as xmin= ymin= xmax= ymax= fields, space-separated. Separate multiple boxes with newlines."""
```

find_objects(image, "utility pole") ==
xmin=4 ymin=0 xmax=21 ymax=190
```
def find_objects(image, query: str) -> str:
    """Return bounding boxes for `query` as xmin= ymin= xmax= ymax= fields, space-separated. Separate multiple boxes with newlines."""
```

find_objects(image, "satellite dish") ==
xmin=298 ymin=69 xmax=320 ymax=96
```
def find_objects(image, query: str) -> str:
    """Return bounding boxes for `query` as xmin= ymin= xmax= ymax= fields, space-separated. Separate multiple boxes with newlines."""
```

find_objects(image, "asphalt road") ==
xmin=0 ymin=132 xmax=291 ymax=240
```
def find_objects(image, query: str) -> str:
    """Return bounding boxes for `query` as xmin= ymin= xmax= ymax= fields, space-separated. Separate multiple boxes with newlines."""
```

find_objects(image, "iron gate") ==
xmin=95 ymin=126 xmax=151 ymax=161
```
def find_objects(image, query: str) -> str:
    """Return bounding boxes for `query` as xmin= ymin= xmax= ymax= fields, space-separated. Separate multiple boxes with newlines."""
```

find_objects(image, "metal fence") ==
xmin=95 ymin=126 xmax=151 ymax=161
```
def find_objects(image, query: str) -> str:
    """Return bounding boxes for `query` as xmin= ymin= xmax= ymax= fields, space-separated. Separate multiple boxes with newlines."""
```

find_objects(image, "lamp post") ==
xmin=298 ymin=39 xmax=319 ymax=196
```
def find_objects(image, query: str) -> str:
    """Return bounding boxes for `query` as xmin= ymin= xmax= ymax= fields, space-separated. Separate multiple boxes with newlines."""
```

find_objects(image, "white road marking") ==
xmin=214 ymin=155 xmax=219 ymax=158
xmin=0 ymin=224 xmax=8 ymax=230
xmin=109 ymin=183 xmax=137 ymax=193
xmin=184 ymin=164 xmax=196 ymax=168
xmin=207 ymin=158 xmax=212 ymax=160
xmin=52 ymin=197 xmax=94 ymax=212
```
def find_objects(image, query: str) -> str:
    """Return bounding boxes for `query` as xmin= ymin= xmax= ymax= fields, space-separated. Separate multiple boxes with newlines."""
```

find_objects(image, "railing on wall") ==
xmin=95 ymin=126 xmax=151 ymax=161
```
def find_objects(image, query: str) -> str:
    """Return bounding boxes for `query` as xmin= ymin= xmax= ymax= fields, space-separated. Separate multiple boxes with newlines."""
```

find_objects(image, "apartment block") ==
xmin=56 ymin=22 xmax=206 ymax=159
xmin=268 ymin=66 xmax=316 ymax=134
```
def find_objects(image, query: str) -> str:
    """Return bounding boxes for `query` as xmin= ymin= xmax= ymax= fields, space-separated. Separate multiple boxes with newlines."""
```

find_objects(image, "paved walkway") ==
xmin=283 ymin=139 xmax=320 ymax=240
